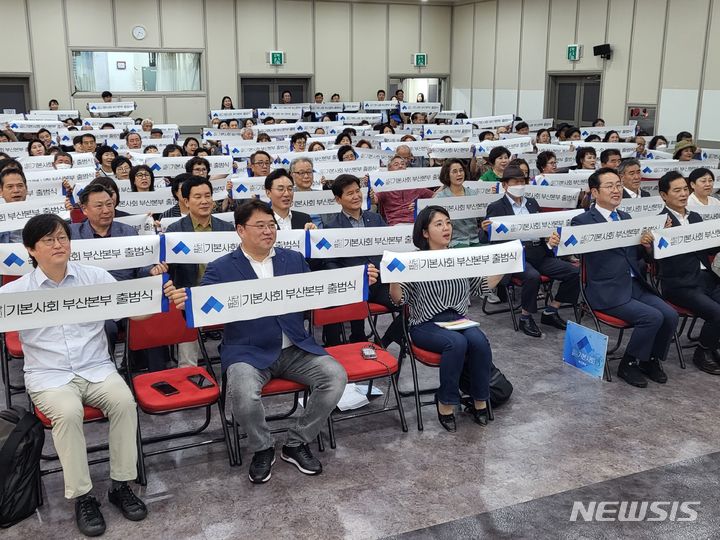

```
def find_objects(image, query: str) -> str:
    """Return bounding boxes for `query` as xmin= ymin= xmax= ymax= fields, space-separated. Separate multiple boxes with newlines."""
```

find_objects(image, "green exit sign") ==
xmin=412 ymin=53 xmax=427 ymax=67
xmin=567 ymin=44 xmax=581 ymax=62
xmin=268 ymin=51 xmax=285 ymax=66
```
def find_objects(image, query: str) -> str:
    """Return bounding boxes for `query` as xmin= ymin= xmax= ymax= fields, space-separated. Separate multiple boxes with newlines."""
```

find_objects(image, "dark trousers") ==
xmin=409 ymin=309 xmax=492 ymax=405
xmin=603 ymin=279 xmax=679 ymax=362
xmin=663 ymin=270 xmax=720 ymax=349
xmin=323 ymin=282 xmax=402 ymax=346
xmin=509 ymin=255 xmax=580 ymax=313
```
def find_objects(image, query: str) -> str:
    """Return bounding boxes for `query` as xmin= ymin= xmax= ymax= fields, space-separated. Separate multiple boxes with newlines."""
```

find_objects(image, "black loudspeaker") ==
xmin=593 ymin=44 xmax=612 ymax=60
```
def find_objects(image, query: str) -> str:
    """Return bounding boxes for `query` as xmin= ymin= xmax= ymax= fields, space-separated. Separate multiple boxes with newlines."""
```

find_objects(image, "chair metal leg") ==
xmin=673 ymin=329 xmax=686 ymax=369
xmin=390 ymin=374 xmax=408 ymax=432
xmin=408 ymin=352 xmax=424 ymax=431
xmin=487 ymin=398 xmax=495 ymax=421
xmin=135 ymin=416 xmax=147 ymax=486
xmin=327 ymin=416 xmax=336 ymax=449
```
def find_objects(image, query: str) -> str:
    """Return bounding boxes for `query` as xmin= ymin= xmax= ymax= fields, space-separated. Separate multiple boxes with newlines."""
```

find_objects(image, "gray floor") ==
xmin=4 ymin=297 xmax=720 ymax=540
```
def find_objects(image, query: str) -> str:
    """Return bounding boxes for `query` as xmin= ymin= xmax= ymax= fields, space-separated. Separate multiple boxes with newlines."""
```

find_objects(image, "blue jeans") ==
xmin=410 ymin=310 xmax=492 ymax=405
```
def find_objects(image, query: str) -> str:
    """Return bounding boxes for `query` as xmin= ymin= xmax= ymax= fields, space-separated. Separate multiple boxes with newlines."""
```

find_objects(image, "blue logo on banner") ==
xmin=201 ymin=296 xmax=224 ymax=314
xmin=172 ymin=241 xmax=191 ymax=255
xmin=90 ymin=105 xmax=97 ymax=110
xmin=401 ymin=104 xmax=408 ymax=111
xmin=477 ymin=146 xmax=486 ymax=153
xmin=206 ymin=130 xmax=214 ymax=136
xmin=374 ymin=178 xmax=385 ymax=187
xmin=315 ymin=238 xmax=331 ymax=250
xmin=3 ymin=253 xmax=24 ymax=267
xmin=646 ymin=152 xmax=654 ymax=159
xmin=150 ymin=163 xmax=162 ymax=172
xmin=111 ymin=143 xmax=118 ymax=150
xmin=425 ymin=128 xmax=433 ymax=135
xmin=259 ymin=111 xmax=266 ymax=117
xmin=642 ymin=166 xmax=652 ymax=174
xmin=495 ymin=224 xmax=509 ymax=234
xmin=235 ymin=184 xmax=248 ymax=193
xmin=541 ymin=179 xmax=549 ymax=186
xmin=564 ymin=235 xmax=578 ymax=247
xmin=387 ymin=258 xmax=406 ymax=272
xmin=581 ymin=130 xmax=588 ymax=137
xmin=563 ymin=321 xmax=608 ymax=379
xmin=657 ymin=237 xmax=669 ymax=249
xmin=10 ymin=123 xmax=18 ymax=129
xmin=281 ymin=158 xmax=290 ymax=165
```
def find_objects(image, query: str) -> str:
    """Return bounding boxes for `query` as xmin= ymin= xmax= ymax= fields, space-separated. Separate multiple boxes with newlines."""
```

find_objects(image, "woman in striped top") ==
xmin=389 ymin=206 xmax=502 ymax=432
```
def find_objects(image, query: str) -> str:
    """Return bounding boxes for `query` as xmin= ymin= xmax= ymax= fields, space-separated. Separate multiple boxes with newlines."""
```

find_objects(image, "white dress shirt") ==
xmin=0 ymin=262 xmax=117 ymax=392
xmin=274 ymin=211 xmax=293 ymax=231
xmin=623 ymin=187 xmax=640 ymax=199
xmin=688 ymin=192 xmax=720 ymax=206
xmin=241 ymin=247 xmax=292 ymax=348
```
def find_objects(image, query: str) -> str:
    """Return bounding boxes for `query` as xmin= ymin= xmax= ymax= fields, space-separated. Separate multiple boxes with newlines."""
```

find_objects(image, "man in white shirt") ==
xmin=0 ymin=214 xmax=147 ymax=536
xmin=619 ymin=158 xmax=651 ymax=199
xmin=264 ymin=168 xmax=315 ymax=231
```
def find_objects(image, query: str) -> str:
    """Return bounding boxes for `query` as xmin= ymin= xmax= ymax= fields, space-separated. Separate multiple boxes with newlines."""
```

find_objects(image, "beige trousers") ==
xmin=29 ymin=372 xmax=138 ymax=499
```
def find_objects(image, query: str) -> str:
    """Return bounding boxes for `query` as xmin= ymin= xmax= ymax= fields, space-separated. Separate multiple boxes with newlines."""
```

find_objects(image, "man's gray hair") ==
xmin=617 ymin=157 xmax=640 ymax=176
xmin=289 ymin=157 xmax=312 ymax=173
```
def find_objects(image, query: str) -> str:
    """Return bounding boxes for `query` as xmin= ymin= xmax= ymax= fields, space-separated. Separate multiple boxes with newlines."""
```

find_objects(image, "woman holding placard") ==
xmin=389 ymin=206 xmax=502 ymax=432
xmin=688 ymin=168 xmax=720 ymax=206
xmin=433 ymin=159 xmax=480 ymax=248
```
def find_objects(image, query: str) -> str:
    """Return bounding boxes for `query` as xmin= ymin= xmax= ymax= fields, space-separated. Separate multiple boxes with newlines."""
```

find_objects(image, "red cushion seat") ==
xmin=510 ymin=274 xmax=552 ymax=287
xmin=133 ymin=366 xmax=219 ymax=413
xmin=368 ymin=303 xmax=391 ymax=315
xmin=593 ymin=310 xmax=632 ymax=328
xmin=34 ymin=405 xmax=105 ymax=428
xmin=261 ymin=378 xmax=307 ymax=395
xmin=326 ymin=342 xmax=398 ymax=380
xmin=666 ymin=302 xmax=694 ymax=317
xmin=5 ymin=331 xmax=22 ymax=358
xmin=410 ymin=344 xmax=442 ymax=366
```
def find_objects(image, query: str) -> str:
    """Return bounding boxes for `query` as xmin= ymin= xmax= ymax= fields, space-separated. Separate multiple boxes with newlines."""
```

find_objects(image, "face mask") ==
xmin=656 ymin=143 xmax=667 ymax=149
xmin=506 ymin=185 xmax=526 ymax=198
xmin=55 ymin=163 xmax=71 ymax=169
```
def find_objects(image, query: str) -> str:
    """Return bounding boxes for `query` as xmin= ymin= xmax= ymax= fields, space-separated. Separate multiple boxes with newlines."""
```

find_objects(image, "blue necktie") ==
xmin=610 ymin=211 xmax=620 ymax=221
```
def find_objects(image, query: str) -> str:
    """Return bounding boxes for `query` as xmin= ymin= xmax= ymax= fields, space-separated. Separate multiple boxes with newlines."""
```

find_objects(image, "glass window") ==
xmin=72 ymin=51 xmax=201 ymax=92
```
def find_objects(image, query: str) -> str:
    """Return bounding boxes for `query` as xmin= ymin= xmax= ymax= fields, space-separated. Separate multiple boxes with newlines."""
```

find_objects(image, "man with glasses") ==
xmin=164 ymin=199 xmax=371 ymax=484
xmin=165 ymin=176 xmax=234 ymax=366
xmin=571 ymin=168 xmax=677 ymax=388
xmin=482 ymin=165 xmax=579 ymax=337
xmin=264 ymin=168 xmax=315 ymax=231
xmin=0 ymin=213 xmax=148 ymax=537
xmin=249 ymin=150 xmax=272 ymax=178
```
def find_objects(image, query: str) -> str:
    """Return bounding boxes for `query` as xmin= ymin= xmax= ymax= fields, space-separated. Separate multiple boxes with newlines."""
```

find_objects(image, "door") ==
xmin=549 ymin=75 xmax=601 ymax=127
xmin=0 ymin=77 xmax=31 ymax=113
xmin=388 ymin=77 xmax=447 ymax=107
xmin=239 ymin=77 xmax=310 ymax=109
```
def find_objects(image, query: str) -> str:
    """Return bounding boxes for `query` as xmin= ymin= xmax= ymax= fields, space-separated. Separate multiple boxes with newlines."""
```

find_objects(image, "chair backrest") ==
xmin=312 ymin=302 xmax=370 ymax=327
xmin=1 ymin=275 xmax=20 ymax=286
xmin=127 ymin=302 xmax=198 ymax=351
xmin=70 ymin=208 xmax=86 ymax=223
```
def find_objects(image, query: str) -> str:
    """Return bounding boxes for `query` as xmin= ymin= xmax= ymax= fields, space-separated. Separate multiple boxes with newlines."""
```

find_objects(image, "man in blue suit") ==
xmin=322 ymin=174 xmax=403 ymax=347
xmin=571 ymin=167 xmax=678 ymax=388
xmin=165 ymin=199 xmax=374 ymax=484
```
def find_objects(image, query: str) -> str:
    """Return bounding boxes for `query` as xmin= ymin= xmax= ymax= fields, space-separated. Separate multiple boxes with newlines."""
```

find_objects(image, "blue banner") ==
xmin=562 ymin=321 xmax=608 ymax=379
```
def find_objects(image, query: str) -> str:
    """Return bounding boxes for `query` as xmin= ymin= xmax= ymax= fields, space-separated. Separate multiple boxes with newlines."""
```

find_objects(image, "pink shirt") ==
xmin=376 ymin=188 xmax=435 ymax=225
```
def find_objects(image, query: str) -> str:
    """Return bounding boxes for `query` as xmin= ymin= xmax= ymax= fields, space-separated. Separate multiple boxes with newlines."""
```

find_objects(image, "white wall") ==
xmin=451 ymin=0 xmax=720 ymax=142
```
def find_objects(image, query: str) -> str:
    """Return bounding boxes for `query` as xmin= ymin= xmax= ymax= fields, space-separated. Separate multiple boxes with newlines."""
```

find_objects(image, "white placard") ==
xmin=257 ymin=108 xmax=302 ymax=121
xmin=428 ymin=142 xmax=474 ymax=159
xmin=24 ymin=181 xmax=65 ymax=199
xmin=652 ymin=219 xmax=720 ymax=259
xmin=114 ymin=213 xmax=157 ymax=235
xmin=5 ymin=120 xmax=63 ymax=134
xmin=458 ymin=114 xmax=514 ymax=129
xmin=645 ymin=149 xmax=674 ymax=160
xmin=416 ymin=193 xmax=501 ymax=219
xmin=0 ymin=274 xmax=164 ymax=332
xmin=87 ymin=101 xmax=136 ymax=114
xmin=0 ymin=198 xmax=69 ymax=232
xmin=307 ymin=226 xmax=414 ymax=258
xmin=30 ymin=109 xmax=79 ymax=120
xmin=17 ymin=154 xmax=93 ymax=171
xmin=162 ymin=232 xmax=242 ymax=264
xmin=58 ymin=128 xmax=124 ymax=145
xmin=435 ymin=110 xmax=466 ymax=120
xmin=115 ymin=189 xmax=176 ymax=214
xmin=25 ymin=166 xmax=96 ymax=186
xmin=487 ymin=209 xmax=583 ymax=241
xmin=617 ymin=196 xmax=666 ymax=217
xmin=230 ymin=178 xmax=267 ymax=199
xmin=362 ymin=101 xmax=398 ymax=111
xmin=515 ymin=118 xmax=553 ymax=131
xmin=314 ymin=159 xmax=379 ymax=181
xmin=209 ymin=109 xmax=254 ymax=120
xmin=224 ymin=140 xmax=289 ymax=158
xmin=203 ymin=128 xmax=246 ymax=141
xmin=185 ymin=265 xmax=367 ymax=328
xmin=533 ymin=173 xmax=592 ymax=191
xmin=379 ymin=140 xmax=431 ymax=154
xmin=559 ymin=141 xmax=637 ymax=158
xmin=639 ymin=159 xmax=716 ymax=178
xmin=556 ymin=214 xmax=666 ymax=256
xmin=0 ymin=142 xmax=30 ymax=157
xmin=81 ymin=117 xmax=135 ymax=129
xmin=399 ymin=102 xmax=442 ymax=114
xmin=578 ymin=125 xmax=635 ymax=139
xmin=524 ymin=185 xmax=581 ymax=209
xmin=275 ymin=149 xmax=337 ymax=165
xmin=476 ymin=137 xmax=533 ymax=155
xmin=422 ymin=124 xmax=473 ymax=140
xmin=371 ymin=167 xmax=441 ymax=192
xmin=337 ymin=113 xmax=383 ymax=125
xmin=380 ymin=241 xmax=524 ymax=283
xmin=688 ymin=204 xmax=720 ymax=221
xmin=308 ymin=103 xmax=344 ymax=113
xmin=292 ymin=188 xmax=368 ymax=214
xmin=249 ymin=124 xmax=299 ymax=138
xmin=159 ymin=212 xmax=234 ymax=232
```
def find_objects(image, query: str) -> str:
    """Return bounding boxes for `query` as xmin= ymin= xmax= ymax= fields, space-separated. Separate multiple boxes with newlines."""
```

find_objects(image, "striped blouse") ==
xmin=394 ymin=276 xmax=490 ymax=326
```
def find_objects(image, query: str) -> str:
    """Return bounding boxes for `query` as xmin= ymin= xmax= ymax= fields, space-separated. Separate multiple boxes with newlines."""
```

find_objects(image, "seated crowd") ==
xmin=1 ymin=91 xmax=719 ymax=537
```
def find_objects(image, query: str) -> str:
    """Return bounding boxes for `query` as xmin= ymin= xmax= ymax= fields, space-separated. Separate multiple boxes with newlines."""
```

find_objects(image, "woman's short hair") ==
xmin=688 ymin=167 xmax=714 ymax=185
xmin=129 ymin=164 xmax=155 ymax=192
xmin=162 ymin=144 xmax=185 ymax=157
xmin=575 ymin=146 xmax=596 ymax=166
xmin=413 ymin=206 xmax=450 ymax=251
xmin=337 ymin=145 xmax=356 ymax=161
xmin=536 ymin=151 xmax=556 ymax=171
xmin=438 ymin=159 xmax=468 ymax=186
xmin=111 ymin=156 xmax=131 ymax=173
xmin=488 ymin=146 xmax=510 ymax=165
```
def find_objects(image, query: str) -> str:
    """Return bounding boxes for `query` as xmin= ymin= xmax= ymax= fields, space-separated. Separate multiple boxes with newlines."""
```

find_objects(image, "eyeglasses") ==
xmin=192 ymin=167 xmax=208 ymax=174
xmin=272 ymin=186 xmax=293 ymax=193
xmin=293 ymin=170 xmax=313 ymax=176
xmin=40 ymin=235 xmax=70 ymax=246
xmin=253 ymin=160 xmax=271 ymax=167
xmin=599 ymin=183 xmax=623 ymax=192
xmin=135 ymin=172 xmax=151 ymax=178
xmin=244 ymin=222 xmax=277 ymax=231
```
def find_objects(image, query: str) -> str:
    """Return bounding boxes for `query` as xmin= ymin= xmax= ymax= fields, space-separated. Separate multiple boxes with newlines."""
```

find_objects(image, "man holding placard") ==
xmin=0 ymin=214 xmax=148 ymax=536
xmin=653 ymin=171 xmax=720 ymax=375
xmin=371 ymin=155 xmax=434 ymax=226
xmin=571 ymin=168 xmax=678 ymax=388
xmin=482 ymin=165 xmax=580 ymax=337
xmin=164 ymin=199 xmax=358 ymax=484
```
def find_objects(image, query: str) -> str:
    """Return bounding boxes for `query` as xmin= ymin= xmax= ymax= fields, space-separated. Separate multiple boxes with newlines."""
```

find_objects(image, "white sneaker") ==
xmin=485 ymin=291 xmax=501 ymax=304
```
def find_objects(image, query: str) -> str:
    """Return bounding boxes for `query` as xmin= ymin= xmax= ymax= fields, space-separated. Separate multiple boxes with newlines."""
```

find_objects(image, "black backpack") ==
xmin=460 ymin=362 xmax=514 ymax=408
xmin=0 ymin=406 xmax=44 ymax=528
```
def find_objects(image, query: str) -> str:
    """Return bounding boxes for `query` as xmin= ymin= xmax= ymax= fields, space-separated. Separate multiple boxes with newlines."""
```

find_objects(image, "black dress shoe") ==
xmin=75 ymin=494 xmax=106 ymax=537
xmin=465 ymin=403 xmax=489 ymax=426
xmin=693 ymin=347 xmax=720 ymax=375
xmin=710 ymin=348 xmax=720 ymax=367
xmin=617 ymin=358 xmax=648 ymax=388
xmin=519 ymin=316 xmax=542 ymax=338
xmin=435 ymin=396 xmax=456 ymax=432
xmin=281 ymin=443 xmax=323 ymax=475
xmin=249 ymin=447 xmax=276 ymax=484
xmin=639 ymin=358 xmax=667 ymax=384
xmin=108 ymin=482 xmax=148 ymax=521
xmin=540 ymin=311 xmax=567 ymax=330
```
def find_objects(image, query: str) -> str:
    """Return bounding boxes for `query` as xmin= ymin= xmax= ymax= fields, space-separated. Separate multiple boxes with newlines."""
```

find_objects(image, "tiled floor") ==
xmin=4 ymin=299 xmax=719 ymax=539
